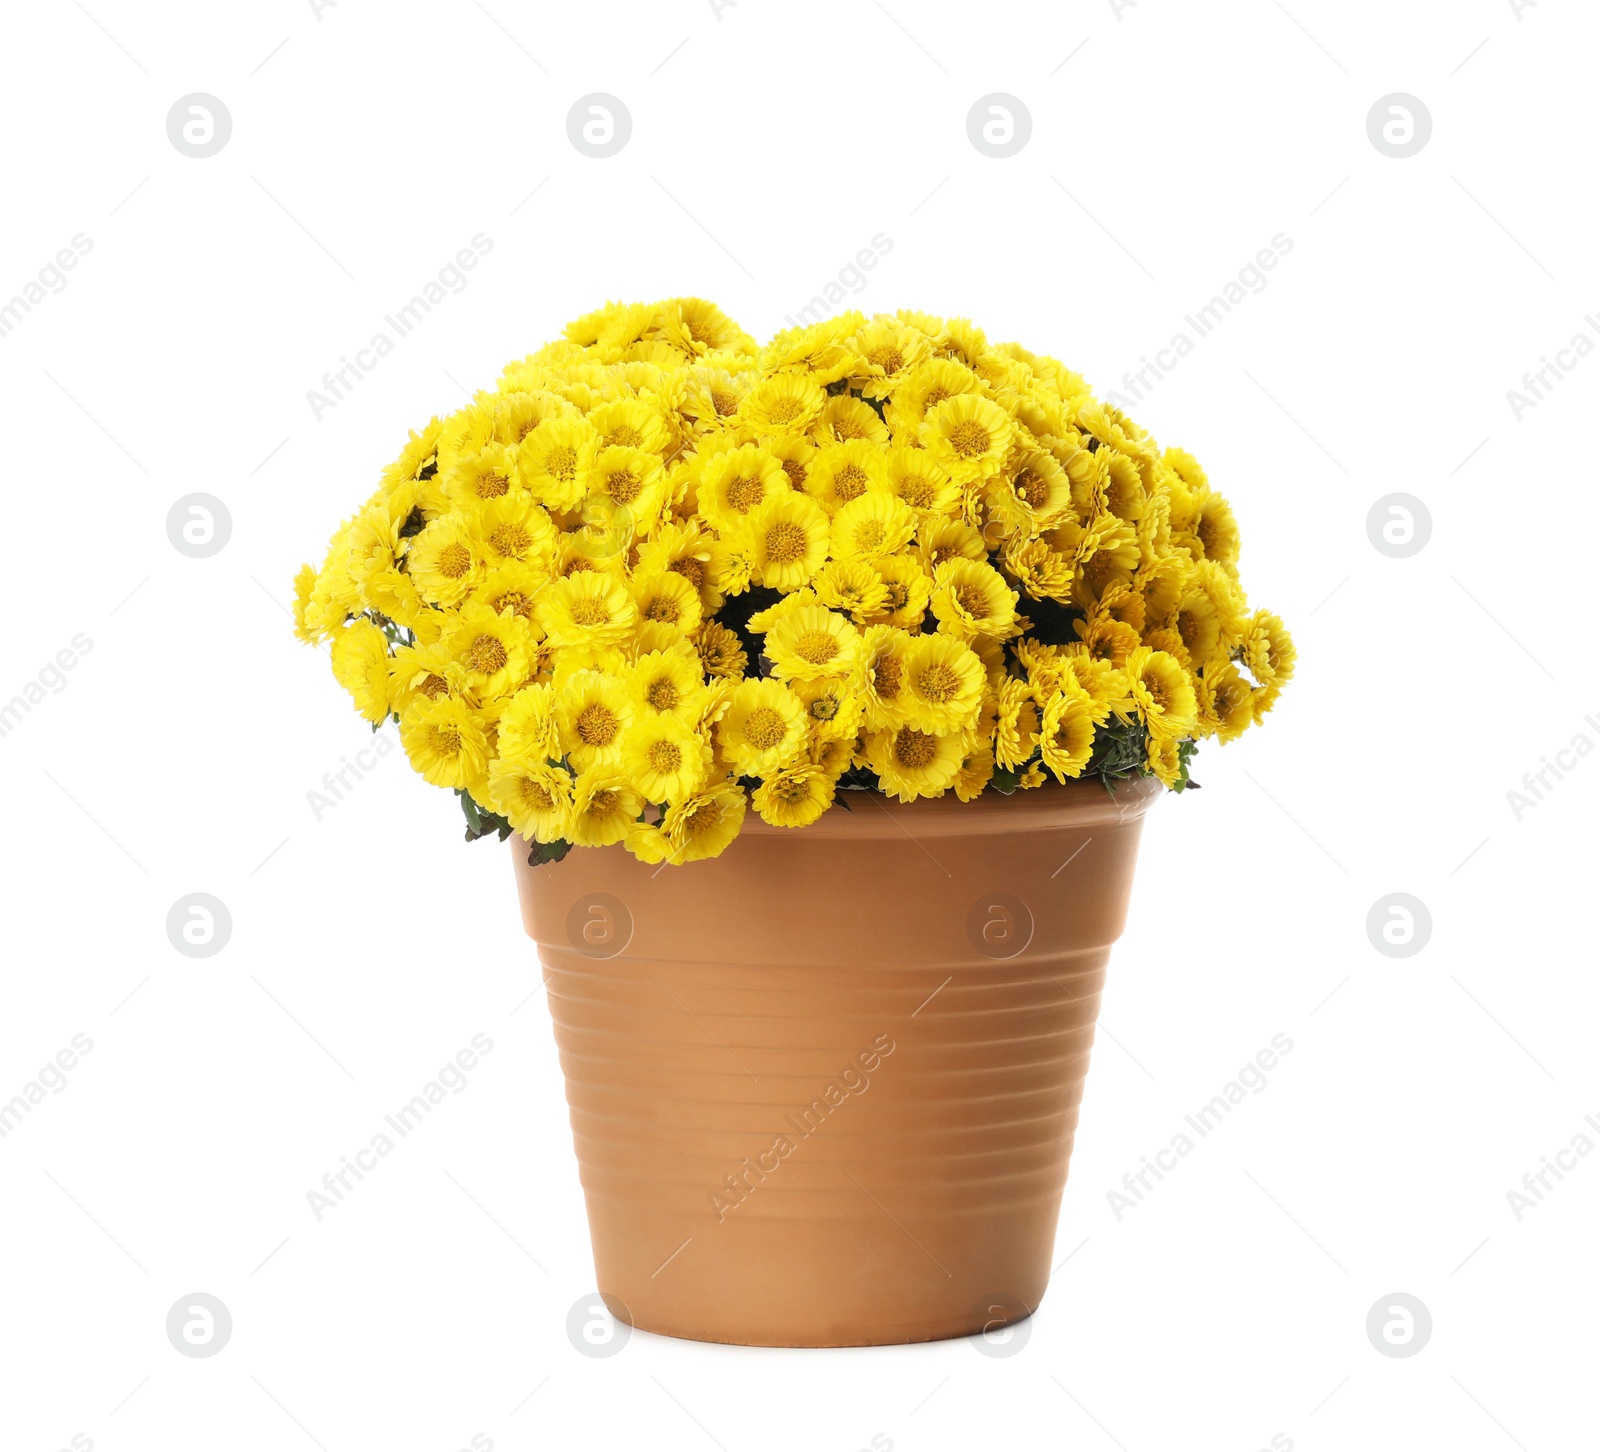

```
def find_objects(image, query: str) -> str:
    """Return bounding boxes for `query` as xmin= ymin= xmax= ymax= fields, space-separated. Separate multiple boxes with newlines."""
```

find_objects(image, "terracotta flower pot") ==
xmin=511 ymin=776 xmax=1162 ymax=1347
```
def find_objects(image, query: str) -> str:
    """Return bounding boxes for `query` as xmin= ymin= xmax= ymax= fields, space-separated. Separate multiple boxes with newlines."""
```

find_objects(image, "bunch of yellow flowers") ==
xmin=294 ymin=298 xmax=1294 ymax=865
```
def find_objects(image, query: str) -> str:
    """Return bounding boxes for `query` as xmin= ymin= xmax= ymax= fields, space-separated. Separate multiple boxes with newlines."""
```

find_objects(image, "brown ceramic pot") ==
xmin=511 ymin=776 xmax=1161 ymax=1347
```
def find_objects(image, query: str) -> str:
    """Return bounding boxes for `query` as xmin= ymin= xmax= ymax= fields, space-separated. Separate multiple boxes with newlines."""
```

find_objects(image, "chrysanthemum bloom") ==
xmin=830 ymin=493 xmax=918 ymax=563
xmin=663 ymin=780 xmax=747 ymax=862
xmin=885 ymin=358 xmax=983 ymax=439
xmin=864 ymin=556 xmax=931 ymax=630
xmin=718 ymin=678 xmax=807 ymax=776
xmin=857 ymin=624 xmax=913 ymax=730
xmin=813 ymin=394 xmax=888 ymax=448
xmin=587 ymin=397 xmax=669 ymax=453
xmin=408 ymin=515 xmax=484 ymax=606
xmin=590 ymin=444 xmax=666 ymax=523
xmin=867 ymin=723 xmax=965 ymax=802
xmin=753 ymin=761 xmax=837 ymax=828
xmin=1124 ymin=647 xmax=1198 ymax=740
xmin=693 ymin=621 xmax=747 ymax=680
xmin=557 ymin=671 xmax=635 ymax=771
xmin=516 ymin=414 xmax=598 ymax=512
xmin=627 ymin=649 xmax=707 ymax=723
xmin=919 ymin=394 xmax=1013 ymax=484
xmin=741 ymin=491 xmax=830 ymax=592
xmin=763 ymin=604 xmax=862 ymax=683
xmin=443 ymin=443 xmax=519 ymax=509
xmin=623 ymin=713 xmax=712 ymax=805
xmin=446 ymin=603 xmax=532 ymax=699
xmin=900 ymin=634 xmax=985 ymax=735
xmin=497 ymin=683 xmax=562 ymax=762
xmin=851 ymin=319 xmax=931 ymax=400
xmin=331 ymin=619 xmax=392 ymax=724
xmin=885 ymin=446 xmax=960 ymax=517
xmin=696 ymin=444 xmax=787 ymax=530
xmin=806 ymin=439 xmax=891 ymax=514
xmin=1039 ymin=685 xmax=1098 ymax=782
xmin=536 ymin=571 xmax=638 ymax=649
xmin=738 ymin=372 xmax=827 ymax=436
xmin=789 ymin=676 xmax=864 ymax=741
xmin=400 ymin=695 xmax=491 ymax=791
xmin=930 ymin=558 xmax=1019 ymax=641
xmin=993 ymin=678 xmax=1041 ymax=771
xmin=567 ymin=766 xmax=644 ymax=848
xmin=628 ymin=570 xmax=703 ymax=636
xmin=813 ymin=560 xmax=890 ymax=623
xmin=488 ymin=757 xmax=573 ymax=841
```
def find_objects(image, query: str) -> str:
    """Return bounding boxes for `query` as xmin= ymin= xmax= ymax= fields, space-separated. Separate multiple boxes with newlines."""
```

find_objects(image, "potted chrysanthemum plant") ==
xmin=295 ymin=299 xmax=1294 ymax=1347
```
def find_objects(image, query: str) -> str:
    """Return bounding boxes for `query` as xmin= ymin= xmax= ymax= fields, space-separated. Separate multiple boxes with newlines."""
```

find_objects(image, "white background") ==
xmin=2 ymin=1 xmax=1596 ymax=1449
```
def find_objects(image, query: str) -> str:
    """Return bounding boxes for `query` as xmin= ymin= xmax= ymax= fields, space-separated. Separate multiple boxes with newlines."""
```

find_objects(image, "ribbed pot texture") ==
xmin=511 ymin=776 xmax=1161 ymax=1347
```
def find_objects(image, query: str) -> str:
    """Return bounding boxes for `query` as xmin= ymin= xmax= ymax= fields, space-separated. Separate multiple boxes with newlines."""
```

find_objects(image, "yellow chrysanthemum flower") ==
xmin=813 ymin=393 xmax=888 ymax=447
xmin=696 ymin=444 xmax=787 ymax=531
xmin=857 ymin=623 xmax=914 ymax=730
xmin=851 ymin=319 xmax=932 ymax=400
xmin=867 ymin=724 xmax=965 ymax=802
xmin=557 ymin=671 xmax=635 ymax=771
xmin=330 ymin=619 xmax=392 ymax=724
xmin=693 ymin=621 xmax=748 ymax=680
xmin=407 ymin=515 xmax=484 ymax=606
xmin=884 ymin=358 xmax=983 ymax=439
xmin=885 ymin=446 xmax=960 ymax=517
xmin=489 ymin=757 xmax=573 ymax=841
xmin=753 ymin=761 xmax=837 ymax=828
xmin=717 ymin=677 xmax=807 ymax=776
xmin=867 ymin=555 xmax=932 ymax=630
xmin=1124 ymin=647 xmax=1198 ymax=740
xmin=497 ymin=683 xmax=562 ymax=762
xmin=628 ymin=569 xmax=703 ymax=637
xmin=741 ymin=490 xmax=830 ymax=592
xmin=738 ymin=372 xmax=827 ymax=436
xmin=900 ymin=634 xmax=985 ymax=735
xmin=805 ymin=439 xmax=891 ymax=514
xmin=813 ymin=559 xmax=890 ymax=624
xmin=627 ymin=648 xmax=708 ymax=722
xmin=919 ymin=394 xmax=1013 ymax=484
xmin=930 ymin=558 xmax=1019 ymax=640
xmin=445 ymin=602 xmax=531 ymax=699
xmin=536 ymin=571 xmax=638 ymax=650
xmin=622 ymin=712 xmax=712 ymax=805
xmin=789 ymin=676 xmax=864 ymax=741
xmin=589 ymin=444 xmax=666 ymax=524
xmin=993 ymin=678 xmax=1040 ymax=771
xmin=830 ymin=492 xmax=918 ymax=563
xmin=661 ymin=779 xmax=747 ymax=862
xmin=1039 ymin=685 xmax=1098 ymax=782
xmin=567 ymin=765 xmax=644 ymax=847
xmin=400 ymin=695 xmax=491 ymax=791
xmin=763 ymin=604 xmax=862 ymax=683
xmin=516 ymin=414 xmax=598 ymax=511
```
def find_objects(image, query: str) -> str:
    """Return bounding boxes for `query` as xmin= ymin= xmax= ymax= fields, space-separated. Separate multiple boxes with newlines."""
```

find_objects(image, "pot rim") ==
xmin=728 ymin=773 xmax=1164 ymax=841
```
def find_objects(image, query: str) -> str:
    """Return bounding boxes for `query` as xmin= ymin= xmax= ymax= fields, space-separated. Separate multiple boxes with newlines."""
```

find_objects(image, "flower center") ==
xmin=916 ymin=662 xmax=961 ymax=704
xmin=419 ymin=673 xmax=449 ymax=700
xmin=428 ymin=725 xmax=463 ymax=757
xmin=606 ymin=469 xmax=642 ymax=504
xmin=669 ymin=557 xmax=705 ymax=588
xmin=954 ymin=584 xmax=989 ymax=618
xmin=469 ymin=634 xmax=508 ymax=674
xmin=856 ymin=520 xmax=886 ymax=550
xmin=570 ymin=597 xmax=609 ymax=626
xmin=576 ymin=703 xmax=619 ymax=746
xmin=586 ymin=788 xmax=622 ymax=819
xmin=474 ymin=470 xmax=509 ymax=499
xmin=795 ymin=629 xmax=839 ymax=665
xmin=647 ymin=739 xmax=683 ymax=774
xmin=868 ymin=345 xmax=905 ymax=374
xmin=743 ymin=706 xmax=787 ymax=750
xmin=519 ymin=778 xmax=555 ymax=810
xmin=768 ymin=396 xmax=803 ymax=423
xmin=643 ymin=594 xmax=681 ymax=624
xmin=900 ymin=477 xmax=934 ymax=508
xmin=646 ymin=678 xmax=680 ymax=711
xmin=712 ymin=390 xmax=738 ymax=417
xmin=834 ymin=464 xmax=869 ymax=501
xmin=605 ymin=424 xmax=642 ymax=448
xmin=1015 ymin=469 xmax=1049 ymax=507
xmin=893 ymin=727 xmax=937 ymax=768
xmin=726 ymin=474 xmax=767 ymax=513
xmin=873 ymin=656 xmax=903 ymax=698
xmin=545 ymin=445 xmax=578 ymax=481
xmin=489 ymin=523 xmax=532 ymax=558
xmin=781 ymin=458 xmax=808 ymax=490
xmin=765 ymin=520 xmax=808 ymax=564
xmin=949 ymin=421 xmax=990 ymax=458
xmin=437 ymin=543 xmax=472 ymax=579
